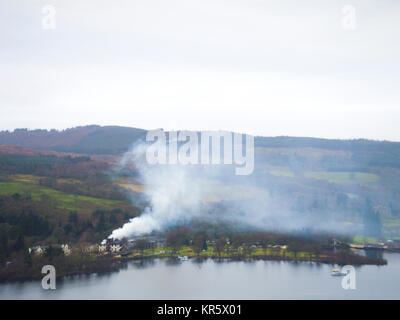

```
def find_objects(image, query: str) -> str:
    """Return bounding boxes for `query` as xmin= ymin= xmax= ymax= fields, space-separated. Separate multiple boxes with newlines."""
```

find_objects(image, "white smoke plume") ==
xmin=108 ymin=134 xmax=361 ymax=240
xmin=108 ymin=141 xmax=208 ymax=239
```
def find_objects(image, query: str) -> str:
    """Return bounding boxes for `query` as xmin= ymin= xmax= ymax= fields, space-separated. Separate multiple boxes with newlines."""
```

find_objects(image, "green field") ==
xmin=128 ymin=245 xmax=322 ymax=260
xmin=269 ymin=168 xmax=295 ymax=178
xmin=0 ymin=181 xmax=124 ymax=212
xmin=304 ymin=171 xmax=379 ymax=185
xmin=353 ymin=235 xmax=378 ymax=243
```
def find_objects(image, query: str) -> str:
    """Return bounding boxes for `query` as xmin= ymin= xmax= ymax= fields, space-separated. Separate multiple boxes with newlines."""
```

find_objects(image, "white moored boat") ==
xmin=331 ymin=268 xmax=347 ymax=276
xmin=178 ymin=256 xmax=189 ymax=261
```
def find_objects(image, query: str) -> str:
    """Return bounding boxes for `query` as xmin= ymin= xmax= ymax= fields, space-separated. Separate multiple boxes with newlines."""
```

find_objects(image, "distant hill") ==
xmin=255 ymin=136 xmax=400 ymax=153
xmin=0 ymin=125 xmax=147 ymax=155
xmin=1 ymin=126 xmax=400 ymax=169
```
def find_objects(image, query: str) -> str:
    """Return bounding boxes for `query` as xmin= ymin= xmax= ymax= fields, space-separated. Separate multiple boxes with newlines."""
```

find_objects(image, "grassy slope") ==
xmin=265 ymin=166 xmax=380 ymax=185
xmin=304 ymin=171 xmax=380 ymax=185
xmin=0 ymin=177 xmax=126 ymax=213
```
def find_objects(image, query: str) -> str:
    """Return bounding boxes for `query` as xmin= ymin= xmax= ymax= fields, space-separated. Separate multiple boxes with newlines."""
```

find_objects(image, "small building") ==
xmin=99 ymin=238 xmax=124 ymax=254
xmin=128 ymin=236 xmax=165 ymax=249
xmin=29 ymin=244 xmax=71 ymax=256
xmin=110 ymin=244 xmax=122 ymax=253
xmin=50 ymin=244 xmax=73 ymax=256
xmin=29 ymin=246 xmax=46 ymax=255
xmin=147 ymin=237 xmax=165 ymax=249
xmin=80 ymin=244 xmax=97 ymax=253
xmin=61 ymin=244 xmax=71 ymax=255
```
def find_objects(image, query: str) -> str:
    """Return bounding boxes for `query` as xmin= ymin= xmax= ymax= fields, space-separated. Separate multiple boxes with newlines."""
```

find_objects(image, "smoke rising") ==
xmin=108 ymin=141 xmax=209 ymax=239
xmin=108 ymin=133 xmax=361 ymax=240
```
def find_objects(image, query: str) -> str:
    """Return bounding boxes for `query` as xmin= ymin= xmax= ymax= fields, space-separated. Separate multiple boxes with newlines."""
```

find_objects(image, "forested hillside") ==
xmin=2 ymin=126 xmax=400 ymax=163
xmin=0 ymin=126 xmax=146 ymax=155
xmin=0 ymin=145 xmax=142 ymax=266
xmin=1 ymin=125 xmax=400 ymax=267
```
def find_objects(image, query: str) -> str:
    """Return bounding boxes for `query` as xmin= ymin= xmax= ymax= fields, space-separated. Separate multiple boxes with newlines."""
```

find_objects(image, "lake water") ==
xmin=1 ymin=252 xmax=399 ymax=299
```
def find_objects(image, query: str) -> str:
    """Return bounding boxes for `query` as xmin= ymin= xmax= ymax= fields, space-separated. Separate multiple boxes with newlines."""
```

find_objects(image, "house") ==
xmin=80 ymin=244 xmax=97 ymax=253
xmin=128 ymin=236 xmax=165 ymax=249
xmin=61 ymin=244 xmax=71 ymax=255
xmin=29 ymin=246 xmax=46 ymax=255
xmin=29 ymin=244 xmax=71 ymax=256
xmin=98 ymin=238 xmax=124 ymax=253
xmin=50 ymin=244 xmax=73 ymax=256
xmin=147 ymin=237 xmax=165 ymax=249
xmin=110 ymin=244 xmax=122 ymax=253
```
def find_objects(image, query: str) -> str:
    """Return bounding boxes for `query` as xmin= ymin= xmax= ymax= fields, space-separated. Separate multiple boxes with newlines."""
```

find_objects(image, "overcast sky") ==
xmin=0 ymin=0 xmax=399 ymax=140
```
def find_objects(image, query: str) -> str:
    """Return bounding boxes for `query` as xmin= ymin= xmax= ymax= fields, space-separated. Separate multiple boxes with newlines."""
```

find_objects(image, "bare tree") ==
xmin=215 ymin=239 xmax=225 ymax=258
xmin=135 ymin=239 xmax=147 ymax=256
xmin=193 ymin=235 xmax=204 ymax=257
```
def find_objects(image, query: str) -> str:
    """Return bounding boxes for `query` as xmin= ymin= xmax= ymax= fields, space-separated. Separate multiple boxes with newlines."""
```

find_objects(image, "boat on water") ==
xmin=331 ymin=268 xmax=347 ymax=276
xmin=178 ymin=256 xmax=189 ymax=261
xmin=349 ymin=243 xmax=365 ymax=249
